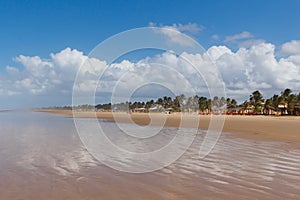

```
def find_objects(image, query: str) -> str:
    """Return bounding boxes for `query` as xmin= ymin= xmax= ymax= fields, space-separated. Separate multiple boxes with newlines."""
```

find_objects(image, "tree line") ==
xmin=96 ymin=95 xmax=236 ymax=113
xmin=241 ymin=88 xmax=300 ymax=115
xmin=48 ymin=88 xmax=300 ymax=116
xmin=94 ymin=88 xmax=300 ymax=116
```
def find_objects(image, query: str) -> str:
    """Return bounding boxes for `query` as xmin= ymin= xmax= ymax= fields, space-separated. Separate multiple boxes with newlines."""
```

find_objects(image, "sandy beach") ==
xmin=39 ymin=110 xmax=300 ymax=145
xmin=1 ymin=110 xmax=299 ymax=199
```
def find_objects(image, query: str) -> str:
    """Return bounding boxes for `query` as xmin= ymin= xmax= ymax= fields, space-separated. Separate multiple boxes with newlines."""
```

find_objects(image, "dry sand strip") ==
xmin=38 ymin=110 xmax=300 ymax=146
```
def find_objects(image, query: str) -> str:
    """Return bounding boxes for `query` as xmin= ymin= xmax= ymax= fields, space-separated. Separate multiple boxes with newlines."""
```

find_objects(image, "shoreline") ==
xmin=38 ymin=109 xmax=300 ymax=147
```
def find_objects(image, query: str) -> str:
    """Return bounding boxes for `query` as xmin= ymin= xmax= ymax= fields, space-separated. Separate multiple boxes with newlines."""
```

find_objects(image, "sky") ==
xmin=1 ymin=0 xmax=300 ymax=108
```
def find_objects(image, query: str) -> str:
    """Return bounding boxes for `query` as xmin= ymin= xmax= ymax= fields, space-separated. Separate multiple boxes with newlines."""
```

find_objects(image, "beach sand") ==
xmin=39 ymin=110 xmax=300 ymax=146
xmin=3 ymin=110 xmax=297 ymax=199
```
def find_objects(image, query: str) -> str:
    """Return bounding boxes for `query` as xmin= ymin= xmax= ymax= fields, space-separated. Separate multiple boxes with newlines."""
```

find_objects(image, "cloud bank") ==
xmin=1 ymin=39 xmax=300 ymax=107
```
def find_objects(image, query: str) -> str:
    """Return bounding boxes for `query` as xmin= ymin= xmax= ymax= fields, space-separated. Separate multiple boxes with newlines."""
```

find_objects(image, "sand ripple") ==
xmin=0 ymin=111 xmax=299 ymax=199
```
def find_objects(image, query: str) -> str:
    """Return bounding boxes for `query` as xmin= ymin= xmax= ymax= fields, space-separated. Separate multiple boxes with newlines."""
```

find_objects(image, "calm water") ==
xmin=0 ymin=111 xmax=300 ymax=199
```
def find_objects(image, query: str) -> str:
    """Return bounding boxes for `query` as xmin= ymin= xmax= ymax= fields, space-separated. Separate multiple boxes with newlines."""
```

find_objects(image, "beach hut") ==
xmin=226 ymin=104 xmax=238 ymax=115
xmin=133 ymin=107 xmax=147 ymax=113
xmin=278 ymin=103 xmax=288 ymax=115
xmin=242 ymin=105 xmax=255 ymax=115
xmin=149 ymin=104 xmax=164 ymax=113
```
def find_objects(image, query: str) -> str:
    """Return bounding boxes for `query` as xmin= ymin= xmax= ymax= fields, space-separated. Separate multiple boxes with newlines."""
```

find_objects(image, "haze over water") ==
xmin=0 ymin=111 xmax=300 ymax=199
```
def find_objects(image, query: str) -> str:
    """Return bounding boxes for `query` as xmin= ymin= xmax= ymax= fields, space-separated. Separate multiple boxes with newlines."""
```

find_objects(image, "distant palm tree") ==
xmin=240 ymin=100 xmax=249 ymax=114
xmin=156 ymin=98 xmax=163 ymax=106
xmin=226 ymin=98 xmax=231 ymax=106
xmin=230 ymin=99 xmax=237 ymax=113
xmin=281 ymin=88 xmax=294 ymax=114
xmin=271 ymin=94 xmax=280 ymax=109
xmin=198 ymin=96 xmax=208 ymax=112
xmin=250 ymin=90 xmax=264 ymax=113
xmin=231 ymin=99 xmax=237 ymax=107
xmin=264 ymin=98 xmax=273 ymax=114
xmin=281 ymin=88 xmax=292 ymax=100
xmin=173 ymin=94 xmax=186 ymax=111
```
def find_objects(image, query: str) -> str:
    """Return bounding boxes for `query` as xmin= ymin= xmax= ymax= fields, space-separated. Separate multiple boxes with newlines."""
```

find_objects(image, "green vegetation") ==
xmin=263 ymin=88 xmax=300 ymax=115
xmin=98 ymin=88 xmax=300 ymax=116
xmin=48 ymin=88 xmax=300 ymax=116
xmin=93 ymin=88 xmax=300 ymax=116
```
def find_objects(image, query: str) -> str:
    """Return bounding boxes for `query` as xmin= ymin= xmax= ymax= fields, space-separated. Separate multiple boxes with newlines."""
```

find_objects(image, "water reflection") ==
xmin=0 ymin=111 xmax=299 ymax=199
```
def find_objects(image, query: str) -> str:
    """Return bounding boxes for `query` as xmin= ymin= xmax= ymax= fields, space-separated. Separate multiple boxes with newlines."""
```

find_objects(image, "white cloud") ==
xmin=1 ymin=40 xmax=300 ymax=106
xmin=238 ymin=39 xmax=266 ymax=48
xmin=211 ymin=42 xmax=300 ymax=99
xmin=149 ymin=22 xmax=203 ymax=35
xmin=280 ymin=40 xmax=300 ymax=55
xmin=149 ymin=22 xmax=204 ymax=47
xmin=172 ymin=23 xmax=203 ymax=34
xmin=224 ymin=31 xmax=266 ymax=51
xmin=225 ymin=31 xmax=253 ymax=42
xmin=206 ymin=46 xmax=233 ymax=60
xmin=0 ymin=48 xmax=92 ymax=96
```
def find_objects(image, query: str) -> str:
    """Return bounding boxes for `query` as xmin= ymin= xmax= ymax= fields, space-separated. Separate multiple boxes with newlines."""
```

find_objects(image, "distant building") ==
xmin=239 ymin=105 xmax=255 ymax=115
xmin=278 ymin=103 xmax=288 ymax=115
xmin=148 ymin=104 xmax=164 ymax=113
xmin=133 ymin=107 xmax=147 ymax=113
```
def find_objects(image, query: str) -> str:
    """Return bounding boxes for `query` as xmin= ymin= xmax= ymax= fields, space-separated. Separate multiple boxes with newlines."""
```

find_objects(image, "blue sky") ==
xmin=1 ymin=0 xmax=299 ymax=67
xmin=1 ymin=0 xmax=300 ymax=108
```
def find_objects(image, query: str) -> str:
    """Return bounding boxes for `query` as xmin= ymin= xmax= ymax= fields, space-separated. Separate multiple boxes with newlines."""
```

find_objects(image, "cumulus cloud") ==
xmin=209 ymin=42 xmax=300 ymax=99
xmin=238 ymin=39 xmax=266 ymax=48
xmin=1 ymin=48 xmax=89 ymax=97
xmin=280 ymin=40 xmax=300 ymax=55
xmin=1 ymin=40 xmax=300 ymax=106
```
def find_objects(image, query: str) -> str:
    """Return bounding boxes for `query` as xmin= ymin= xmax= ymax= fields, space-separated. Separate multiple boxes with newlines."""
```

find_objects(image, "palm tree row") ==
xmin=94 ymin=88 xmax=300 ymax=116
xmin=264 ymin=89 xmax=300 ymax=115
xmin=238 ymin=88 xmax=300 ymax=115
xmin=96 ymin=94 xmax=236 ymax=114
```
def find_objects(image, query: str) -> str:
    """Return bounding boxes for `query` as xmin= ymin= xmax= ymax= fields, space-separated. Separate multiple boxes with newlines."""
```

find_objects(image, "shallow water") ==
xmin=0 ymin=111 xmax=299 ymax=199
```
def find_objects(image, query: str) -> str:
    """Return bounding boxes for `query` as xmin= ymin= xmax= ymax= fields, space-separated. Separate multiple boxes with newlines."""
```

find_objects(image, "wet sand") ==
xmin=1 ymin=111 xmax=300 ymax=199
xmin=40 ymin=110 xmax=300 ymax=145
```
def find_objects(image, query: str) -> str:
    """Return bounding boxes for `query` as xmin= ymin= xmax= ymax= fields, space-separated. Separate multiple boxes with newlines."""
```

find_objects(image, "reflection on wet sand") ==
xmin=0 ymin=111 xmax=299 ymax=199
